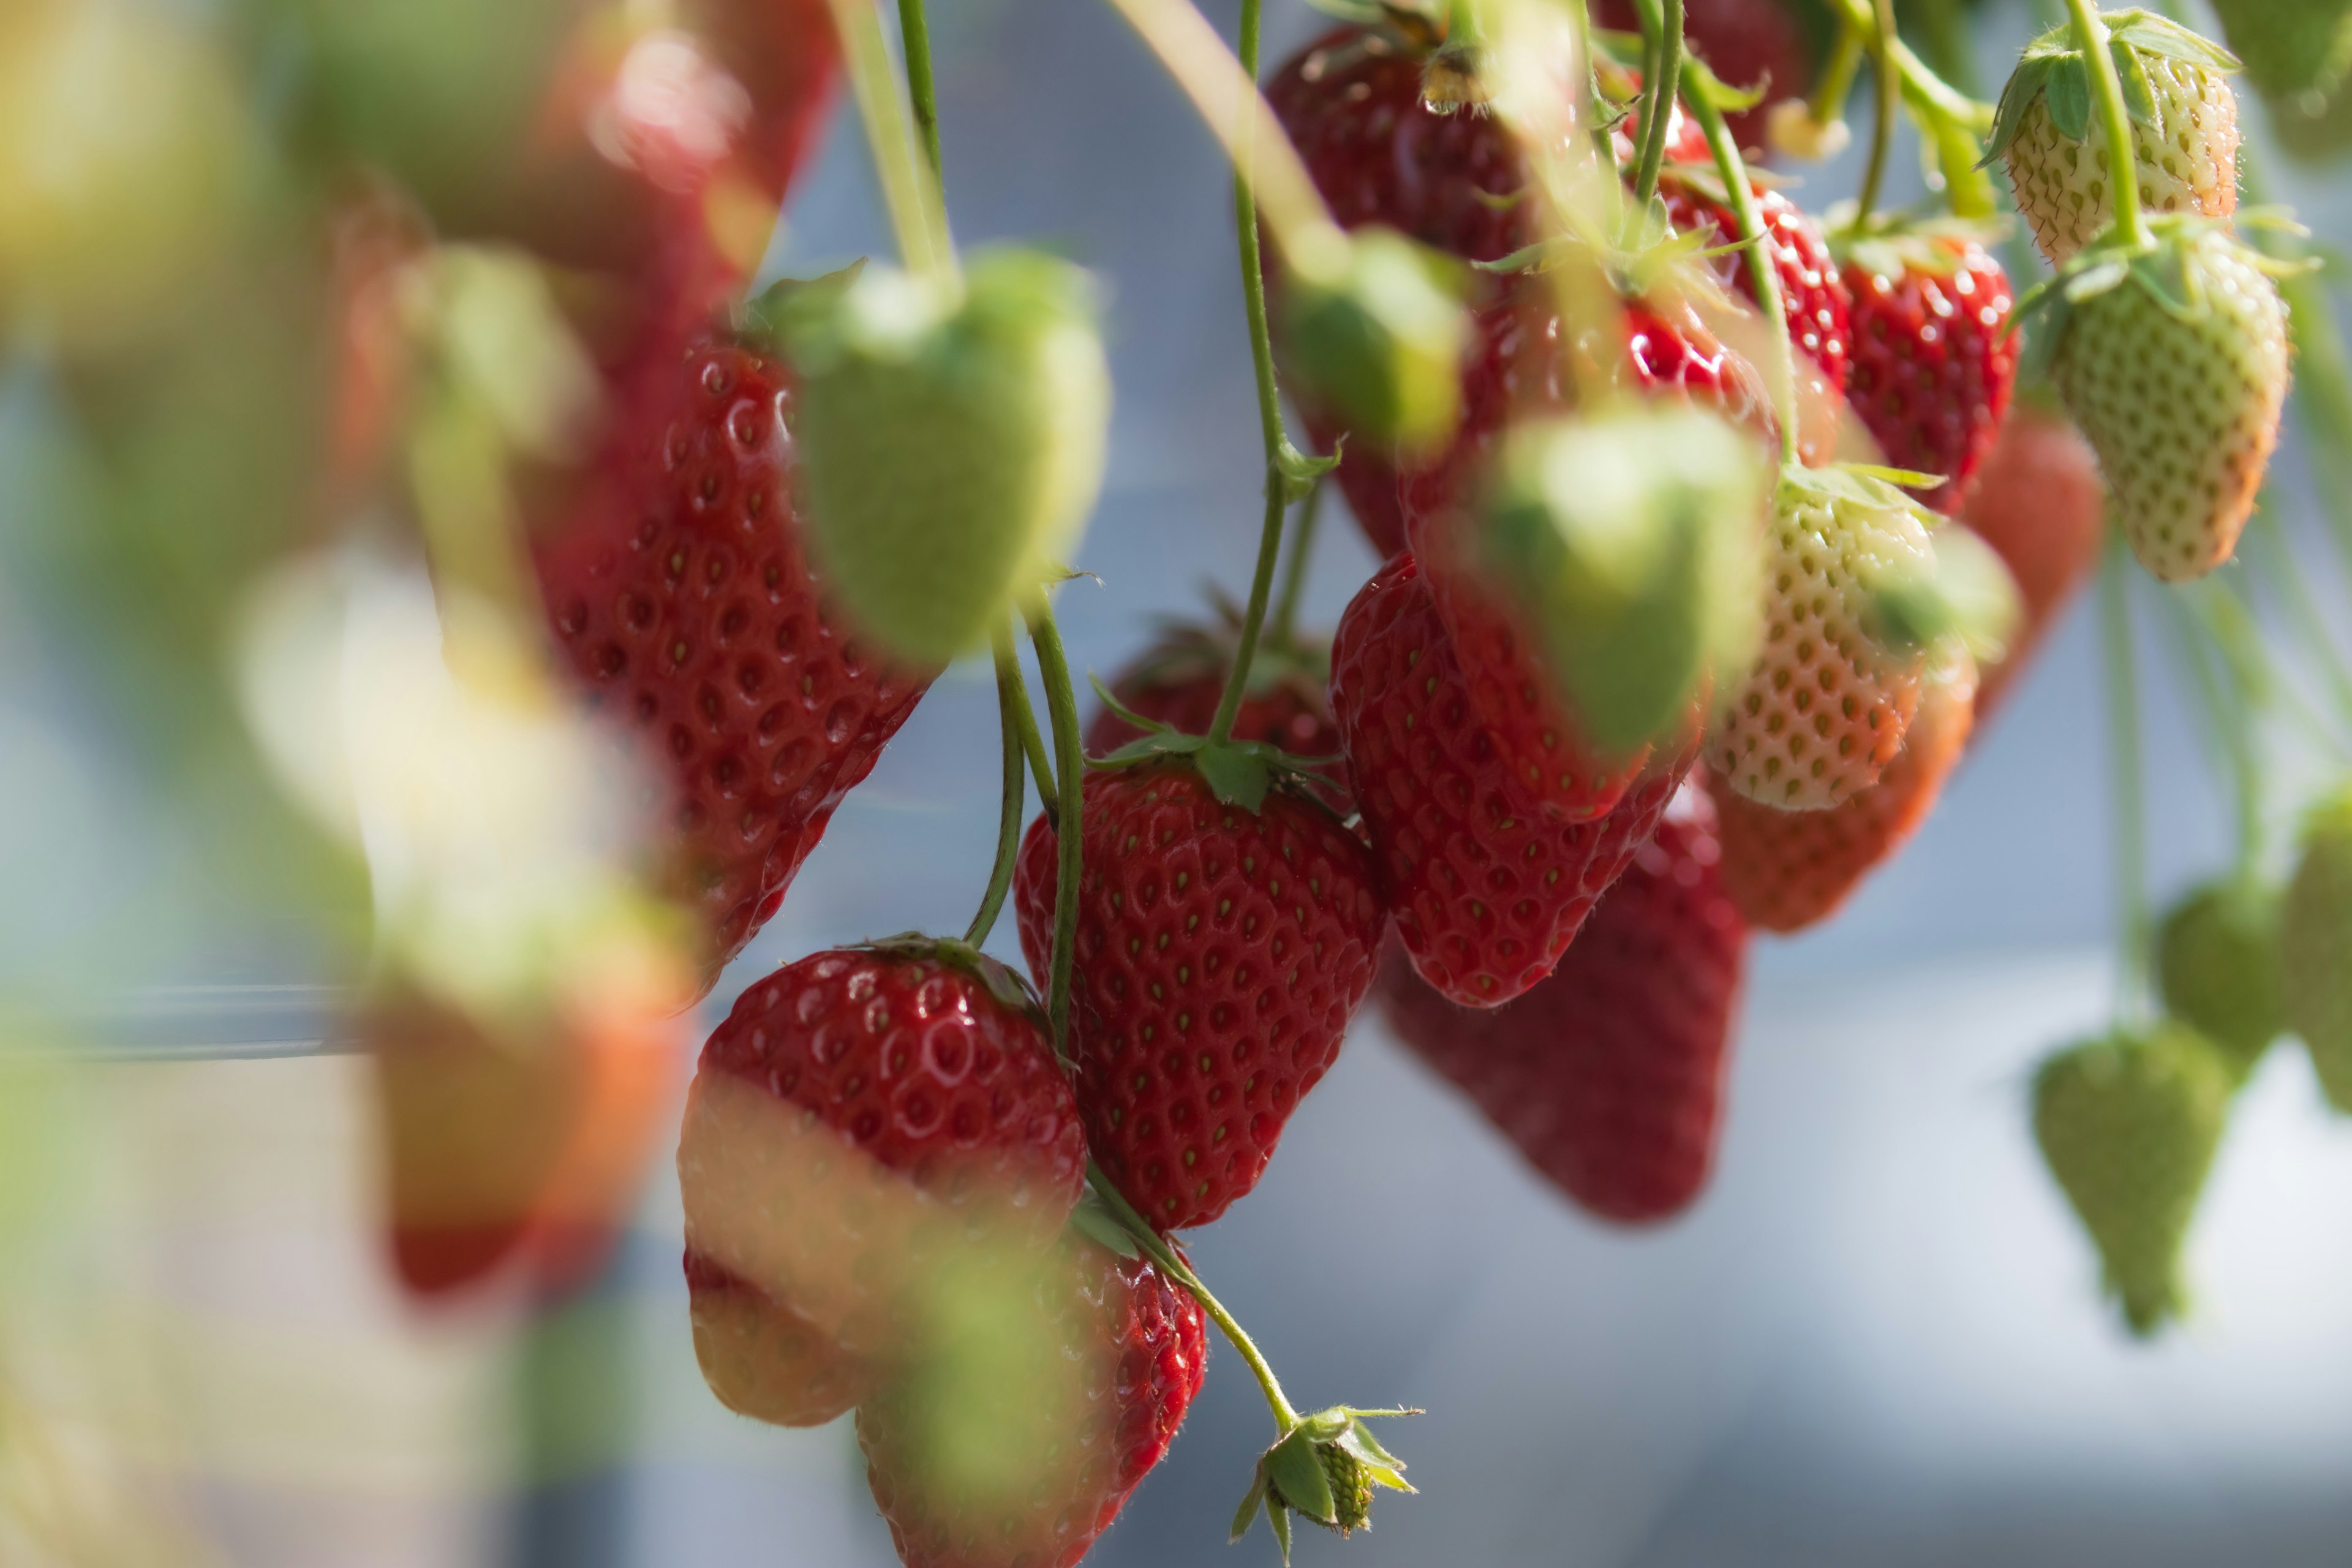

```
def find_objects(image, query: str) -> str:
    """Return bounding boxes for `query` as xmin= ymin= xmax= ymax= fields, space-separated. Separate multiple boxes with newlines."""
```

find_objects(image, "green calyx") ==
xmin=1986 ymin=9 xmax=2238 ymax=162
xmin=2155 ymin=880 xmax=2285 ymax=1080
xmin=1279 ymin=226 xmax=1470 ymax=456
xmin=1475 ymin=407 xmax=1768 ymax=757
xmin=2032 ymin=1022 xmax=2233 ymax=1338
xmin=854 ymin=932 xmax=1047 ymax=1025
xmin=1232 ymin=1407 xmax=1417 ymax=1561
xmin=757 ymin=248 xmax=1111 ymax=669
xmin=2011 ymin=214 xmax=2305 ymax=382
xmin=1867 ymin=521 xmax=2023 ymax=670
xmin=1085 ymin=677 xmax=1333 ymax=814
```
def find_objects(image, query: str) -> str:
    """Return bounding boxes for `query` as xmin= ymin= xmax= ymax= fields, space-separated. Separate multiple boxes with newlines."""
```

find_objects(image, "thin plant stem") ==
xmin=1632 ymin=0 xmax=1685 ymax=205
xmin=1269 ymin=480 xmax=1322 ymax=646
xmin=1679 ymin=66 xmax=1801 ymax=466
xmin=2248 ymin=509 xmax=2352 ymax=738
xmin=2099 ymin=533 xmax=2149 ymax=1024
xmin=1023 ymin=594 xmax=1085 ymax=1052
xmin=965 ymin=627 xmax=1032 ymax=945
xmin=2063 ymin=0 xmax=2147 ymax=249
xmin=1207 ymin=0 xmax=1293 ymax=746
xmin=1807 ymin=17 xmax=1867 ymax=126
xmin=998 ymin=634 xmax=1060 ymax=823
xmin=897 ymin=0 xmax=943 ymax=181
xmin=1088 ymin=1163 xmax=1300 ymax=1429
xmin=1853 ymin=0 xmax=1899 ymax=226
xmin=823 ymin=0 xmax=955 ymax=281
xmin=2155 ymin=587 xmax=2261 ymax=876
xmin=1830 ymin=0 xmax=1991 ymax=132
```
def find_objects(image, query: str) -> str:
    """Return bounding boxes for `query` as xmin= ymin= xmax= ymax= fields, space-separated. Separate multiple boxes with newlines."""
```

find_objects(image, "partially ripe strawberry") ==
xmin=1378 ymin=783 xmax=1746 ymax=1223
xmin=1331 ymin=552 xmax=1690 ymax=1006
xmin=1959 ymin=404 xmax=2105 ymax=718
xmin=1838 ymin=228 xmax=2018 ymax=513
xmin=2047 ymin=221 xmax=2290 ymax=584
xmin=858 ymin=1235 xmax=1206 ymax=1568
xmin=1712 ymin=646 xmax=1976 ymax=932
xmin=1705 ymin=469 xmax=1938 ymax=810
xmin=535 ymin=341 xmax=935 ymax=981
xmin=2156 ymin=879 xmax=2285 ymax=1080
xmin=677 ymin=941 xmax=1086 ymax=1425
xmin=2033 ymin=1023 xmax=2233 ymax=1338
xmin=2281 ymin=794 xmax=2352 ymax=1112
xmin=1012 ymin=764 xmax=1384 ymax=1230
xmin=1990 ymin=13 xmax=2240 ymax=268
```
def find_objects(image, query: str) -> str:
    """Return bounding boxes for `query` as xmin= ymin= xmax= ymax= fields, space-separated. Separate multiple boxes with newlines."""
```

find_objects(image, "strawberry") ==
xmin=1376 ymin=782 xmax=1746 ymax=1223
xmin=2156 ymin=879 xmax=2285 ymax=1080
xmin=1330 ymin=552 xmax=1691 ymax=1006
xmin=1836 ymin=227 xmax=2018 ymax=513
xmin=677 ymin=941 xmax=1086 ymax=1426
xmin=1011 ymin=764 xmax=1384 ymax=1230
xmin=2281 ymin=793 xmax=2352 ymax=1112
xmin=1661 ymin=178 xmax=1853 ymax=395
xmin=2043 ymin=219 xmax=2290 ymax=584
xmin=534 ymin=340 xmax=935 ymax=981
xmin=1711 ymin=645 xmax=1975 ymax=931
xmin=1594 ymin=0 xmax=1815 ymax=152
xmin=2207 ymin=0 xmax=2352 ymax=107
xmin=1958 ymin=403 xmax=2105 ymax=717
xmin=2033 ymin=1023 xmax=2233 ymax=1337
xmin=1989 ymin=12 xmax=2240 ymax=268
xmin=857 ymin=1235 xmax=1206 ymax=1568
xmin=1705 ymin=468 xmax=1939 ymax=810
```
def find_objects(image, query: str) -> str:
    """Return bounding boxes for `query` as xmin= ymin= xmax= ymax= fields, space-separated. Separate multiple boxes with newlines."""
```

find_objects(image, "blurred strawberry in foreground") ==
xmin=677 ymin=941 xmax=1086 ymax=1426
xmin=2282 ymin=793 xmax=2352 ymax=1112
xmin=1332 ymin=552 xmax=1689 ymax=1007
xmin=1014 ymin=763 xmax=1382 ymax=1231
xmin=1378 ymin=782 xmax=1747 ymax=1224
xmin=2157 ymin=879 xmax=2286 ymax=1082
xmin=858 ymin=1235 xmax=1206 ymax=1568
xmin=534 ymin=338 xmax=935 ymax=984
xmin=1958 ymin=403 xmax=2105 ymax=718
xmin=2208 ymin=0 xmax=2352 ymax=107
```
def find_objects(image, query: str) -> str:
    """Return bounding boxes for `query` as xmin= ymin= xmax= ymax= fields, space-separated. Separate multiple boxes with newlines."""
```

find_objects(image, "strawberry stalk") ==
xmin=1852 ymin=0 xmax=1899 ymax=227
xmin=2060 ymin=0 xmax=2149 ymax=249
xmin=1023 ymin=592 xmax=1086 ymax=1052
xmin=897 ymin=0 xmax=943 ymax=181
xmin=1631 ymin=0 xmax=1686 ymax=206
xmin=2155 ymin=587 xmax=2266 ymax=880
xmin=967 ymin=627 xmax=1036 ymax=946
xmin=2099 ymin=536 xmax=2152 ymax=1025
xmin=822 ymin=0 xmax=955 ymax=281
xmin=995 ymin=625 xmax=1061 ymax=824
xmin=1268 ymin=480 xmax=1322 ymax=647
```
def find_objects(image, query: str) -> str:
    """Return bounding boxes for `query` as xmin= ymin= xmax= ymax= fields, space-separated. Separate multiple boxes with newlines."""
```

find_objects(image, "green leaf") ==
xmin=2045 ymin=59 xmax=2092 ymax=143
xmin=1192 ymin=745 xmax=1273 ymax=812
xmin=1267 ymin=1434 xmax=1335 ymax=1525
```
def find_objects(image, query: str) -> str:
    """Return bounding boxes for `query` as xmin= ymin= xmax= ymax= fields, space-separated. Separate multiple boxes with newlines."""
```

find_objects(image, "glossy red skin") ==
xmin=1960 ymin=404 xmax=2105 ymax=718
xmin=1842 ymin=239 xmax=2019 ymax=513
xmin=1013 ymin=764 xmax=1384 ymax=1231
xmin=1396 ymin=279 xmax=1769 ymax=822
xmin=1377 ymin=784 xmax=1746 ymax=1222
xmin=858 ymin=1240 xmax=1207 ymax=1568
xmin=1267 ymin=25 xmax=1709 ymax=554
xmin=535 ymin=344 xmax=935 ymax=982
xmin=1332 ymin=553 xmax=1692 ymax=1008
xmin=1594 ymin=0 xmax=1814 ymax=151
xmin=1662 ymin=181 xmax=1852 ymax=393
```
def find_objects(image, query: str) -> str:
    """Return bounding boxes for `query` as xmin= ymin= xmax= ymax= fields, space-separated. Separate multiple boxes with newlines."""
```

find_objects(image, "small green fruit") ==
xmin=2156 ymin=880 xmax=2285 ymax=1080
xmin=2032 ymin=1023 xmax=2233 ymax=1338
xmin=780 ymin=249 xmax=1110 ymax=666
xmin=2282 ymin=794 xmax=2352 ymax=1110
xmin=1279 ymin=227 xmax=1469 ymax=456
xmin=1476 ymin=407 xmax=1768 ymax=758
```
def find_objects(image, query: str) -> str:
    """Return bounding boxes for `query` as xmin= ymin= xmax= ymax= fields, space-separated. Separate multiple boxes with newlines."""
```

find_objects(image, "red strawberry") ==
xmin=1331 ymin=552 xmax=1691 ymax=1007
xmin=534 ymin=341 xmax=935 ymax=982
xmin=1376 ymin=781 xmax=1747 ymax=1223
xmin=1959 ymin=403 xmax=2106 ymax=718
xmin=677 ymin=941 xmax=1086 ymax=1426
xmin=1594 ymin=0 xmax=1815 ymax=153
xmin=1711 ymin=647 xmax=1976 ymax=932
xmin=857 ymin=1236 xmax=1207 ymax=1568
xmin=1839 ymin=230 xmax=2019 ymax=513
xmin=1660 ymin=179 xmax=1852 ymax=394
xmin=1012 ymin=764 xmax=1384 ymax=1231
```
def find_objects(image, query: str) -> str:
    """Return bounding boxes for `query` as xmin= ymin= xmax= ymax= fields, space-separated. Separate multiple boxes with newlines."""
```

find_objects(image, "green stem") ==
xmin=1023 ymin=594 xmax=1085 ymax=1052
xmin=2156 ymin=587 xmax=2261 ymax=876
xmin=1853 ymin=0 xmax=1899 ymax=227
xmin=2099 ymin=533 xmax=2149 ymax=1025
xmin=965 ymin=627 xmax=1031 ymax=946
xmin=1682 ymin=72 xmax=1801 ymax=467
xmin=998 ymin=635 xmax=1060 ymax=824
xmin=1632 ymin=0 xmax=1686 ymax=205
xmin=1205 ymin=0 xmax=1291 ymax=748
xmin=1268 ymin=479 xmax=1322 ymax=645
xmin=1909 ymin=0 xmax=1979 ymax=97
xmin=897 ymin=0 xmax=943 ymax=181
xmin=2062 ymin=0 xmax=2147 ymax=249
xmin=1831 ymin=0 xmax=1991 ymax=132
xmin=1808 ymin=17 xmax=1868 ymax=127
xmin=2248 ymin=510 xmax=2352 ymax=740
xmin=823 ymin=0 xmax=955 ymax=281
xmin=1088 ymin=1162 xmax=1299 ymax=1429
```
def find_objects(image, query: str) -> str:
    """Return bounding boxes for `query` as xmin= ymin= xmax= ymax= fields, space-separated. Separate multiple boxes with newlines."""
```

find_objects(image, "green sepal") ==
xmin=1267 ymin=1496 xmax=1293 ymax=1562
xmin=1987 ymin=10 xmax=2239 ymax=162
xmin=1841 ymin=463 xmax=1950 ymax=492
xmin=853 ymin=932 xmax=1047 ymax=1025
xmin=737 ymin=260 xmax=869 ymax=356
xmin=1265 ymin=1430 xmax=1336 ymax=1525
xmin=1229 ymin=1469 xmax=1271 ymax=1544
xmin=1675 ymin=50 xmax=1767 ymax=115
xmin=1274 ymin=437 xmax=1341 ymax=503
xmin=1777 ymin=462 xmax=1933 ymax=514
xmin=1068 ymin=1192 xmax=1145 ymax=1261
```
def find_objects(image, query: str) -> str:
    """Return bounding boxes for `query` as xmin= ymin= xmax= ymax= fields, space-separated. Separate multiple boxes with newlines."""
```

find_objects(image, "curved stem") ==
xmin=965 ymin=627 xmax=1031 ymax=946
xmin=824 ymin=0 xmax=955 ymax=281
xmin=1632 ymin=0 xmax=1685 ymax=205
xmin=897 ymin=0 xmax=943 ymax=181
xmin=1207 ymin=0 xmax=1292 ymax=747
xmin=1023 ymin=594 xmax=1085 ymax=1052
xmin=1682 ymin=72 xmax=1801 ymax=467
xmin=1088 ymin=1163 xmax=1299 ymax=1430
xmin=999 ymin=639 xmax=1060 ymax=824
xmin=2062 ymin=0 xmax=2146 ymax=250
xmin=1268 ymin=479 xmax=1322 ymax=645
xmin=1808 ymin=17 xmax=1868 ymax=127
xmin=2155 ymin=587 xmax=2261 ymax=878
xmin=1853 ymin=0 xmax=1899 ymax=227
xmin=2100 ymin=533 xmax=2149 ymax=1026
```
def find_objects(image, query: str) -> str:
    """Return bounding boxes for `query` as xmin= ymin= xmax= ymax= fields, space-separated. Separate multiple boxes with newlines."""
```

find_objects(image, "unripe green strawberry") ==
xmin=2155 ymin=879 xmax=2285 ymax=1080
xmin=1705 ymin=468 xmax=1937 ymax=811
xmin=1280 ymin=227 xmax=1470 ymax=455
xmin=2208 ymin=0 xmax=2352 ymax=107
xmin=2045 ymin=221 xmax=2290 ymax=584
xmin=1476 ymin=407 xmax=1768 ymax=759
xmin=1989 ymin=12 xmax=2240 ymax=268
xmin=2282 ymin=794 xmax=2352 ymax=1111
xmin=2033 ymin=1023 xmax=2233 ymax=1338
xmin=773 ymin=250 xmax=1110 ymax=665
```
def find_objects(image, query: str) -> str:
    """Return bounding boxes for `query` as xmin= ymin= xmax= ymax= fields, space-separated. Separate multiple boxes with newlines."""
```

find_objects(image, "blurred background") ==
xmin=8 ymin=0 xmax=2352 ymax=1563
